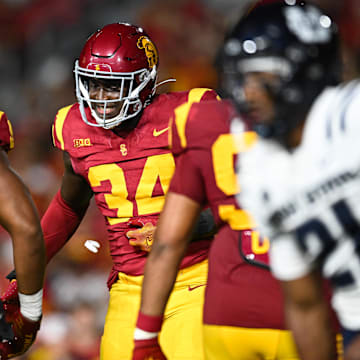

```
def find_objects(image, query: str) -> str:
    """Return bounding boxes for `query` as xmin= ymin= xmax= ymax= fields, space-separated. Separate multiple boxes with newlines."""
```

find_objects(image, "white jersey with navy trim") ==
xmin=235 ymin=80 xmax=360 ymax=329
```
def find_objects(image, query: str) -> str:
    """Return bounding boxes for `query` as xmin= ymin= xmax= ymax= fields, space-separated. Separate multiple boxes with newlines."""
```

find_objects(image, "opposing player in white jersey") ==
xmin=218 ymin=1 xmax=360 ymax=359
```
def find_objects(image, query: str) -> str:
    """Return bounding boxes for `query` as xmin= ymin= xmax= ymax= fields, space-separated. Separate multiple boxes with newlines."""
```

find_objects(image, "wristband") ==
xmin=18 ymin=289 xmax=43 ymax=321
xmin=134 ymin=311 xmax=163 ymax=340
xmin=136 ymin=311 xmax=163 ymax=333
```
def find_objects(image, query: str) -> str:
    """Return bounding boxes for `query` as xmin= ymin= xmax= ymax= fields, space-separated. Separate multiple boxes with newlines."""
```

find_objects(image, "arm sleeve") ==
xmin=41 ymin=190 xmax=87 ymax=263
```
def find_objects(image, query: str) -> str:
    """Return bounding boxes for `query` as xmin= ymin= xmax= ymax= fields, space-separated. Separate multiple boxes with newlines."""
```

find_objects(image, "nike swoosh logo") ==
xmin=153 ymin=127 xmax=169 ymax=137
xmin=188 ymin=284 xmax=206 ymax=291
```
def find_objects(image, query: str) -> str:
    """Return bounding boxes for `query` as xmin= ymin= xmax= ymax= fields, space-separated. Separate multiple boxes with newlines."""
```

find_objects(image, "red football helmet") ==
xmin=74 ymin=23 xmax=159 ymax=129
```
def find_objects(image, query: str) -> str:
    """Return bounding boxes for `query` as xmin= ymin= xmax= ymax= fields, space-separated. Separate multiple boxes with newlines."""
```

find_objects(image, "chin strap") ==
xmin=154 ymin=78 xmax=176 ymax=90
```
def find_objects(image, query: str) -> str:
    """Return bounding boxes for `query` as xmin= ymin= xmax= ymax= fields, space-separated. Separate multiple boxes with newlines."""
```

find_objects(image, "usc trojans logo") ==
xmin=137 ymin=36 xmax=158 ymax=68
xmin=120 ymin=143 xmax=128 ymax=156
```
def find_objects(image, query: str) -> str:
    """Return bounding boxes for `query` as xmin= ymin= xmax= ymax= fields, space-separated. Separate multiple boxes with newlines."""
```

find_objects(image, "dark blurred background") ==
xmin=0 ymin=0 xmax=357 ymax=359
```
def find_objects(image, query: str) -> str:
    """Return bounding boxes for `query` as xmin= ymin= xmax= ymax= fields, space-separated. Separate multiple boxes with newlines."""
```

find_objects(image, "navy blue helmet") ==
xmin=218 ymin=0 xmax=341 ymax=143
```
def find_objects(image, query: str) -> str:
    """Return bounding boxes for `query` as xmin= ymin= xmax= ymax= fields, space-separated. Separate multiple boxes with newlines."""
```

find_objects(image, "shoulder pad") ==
xmin=170 ymin=99 xmax=232 ymax=155
xmin=52 ymin=104 xmax=77 ymax=150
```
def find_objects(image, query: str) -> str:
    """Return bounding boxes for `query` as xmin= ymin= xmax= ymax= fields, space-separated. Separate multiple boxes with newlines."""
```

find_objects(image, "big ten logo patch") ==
xmin=120 ymin=143 xmax=128 ymax=156
xmin=73 ymin=138 xmax=92 ymax=148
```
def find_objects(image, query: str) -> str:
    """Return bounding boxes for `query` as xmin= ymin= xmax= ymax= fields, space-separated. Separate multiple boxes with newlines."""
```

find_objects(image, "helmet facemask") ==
xmin=219 ymin=54 xmax=295 ymax=139
xmin=75 ymin=61 xmax=157 ymax=129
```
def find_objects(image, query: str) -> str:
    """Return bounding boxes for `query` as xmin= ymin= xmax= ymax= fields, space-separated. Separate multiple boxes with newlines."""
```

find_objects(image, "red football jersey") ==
xmin=0 ymin=112 xmax=14 ymax=152
xmin=169 ymin=100 xmax=286 ymax=329
xmin=52 ymin=88 xmax=217 ymax=280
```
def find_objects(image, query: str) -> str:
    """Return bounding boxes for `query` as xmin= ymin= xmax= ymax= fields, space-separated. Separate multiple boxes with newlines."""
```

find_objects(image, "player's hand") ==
xmin=1 ymin=273 xmax=19 ymax=324
xmin=126 ymin=219 xmax=156 ymax=252
xmin=0 ymin=301 xmax=13 ymax=342
xmin=132 ymin=337 xmax=167 ymax=360
xmin=0 ymin=310 xmax=41 ymax=359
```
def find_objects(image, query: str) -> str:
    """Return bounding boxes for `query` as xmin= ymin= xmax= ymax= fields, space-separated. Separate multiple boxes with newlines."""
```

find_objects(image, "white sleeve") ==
xmin=270 ymin=233 xmax=315 ymax=281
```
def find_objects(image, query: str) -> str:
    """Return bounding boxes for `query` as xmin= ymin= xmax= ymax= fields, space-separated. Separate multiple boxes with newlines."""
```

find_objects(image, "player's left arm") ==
xmin=281 ymin=270 xmax=338 ymax=360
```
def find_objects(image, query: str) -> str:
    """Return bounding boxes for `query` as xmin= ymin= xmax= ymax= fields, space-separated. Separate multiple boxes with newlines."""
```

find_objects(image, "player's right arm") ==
xmin=0 ymin=147 xmax=45 ymax=359
xmin=140 ymin=191 xmax=202 ymax=316
xmin=133 ymin=191 xmax=202 ymax=360
xmin=0 ymin=150 xmax=45 ymax=296
xmin=41 ymin=151 xmax=93 ymax=263
xmin=2 ymin=151 xmax=92 ymax=297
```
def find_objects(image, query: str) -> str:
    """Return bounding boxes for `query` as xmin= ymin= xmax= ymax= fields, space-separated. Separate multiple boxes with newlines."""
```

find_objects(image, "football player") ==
xmin=133 ymin=100 xmax=303 ymax=359
xmin=0 ymin=111 xmax=45 ymax=359
xmin=225 ymin=1 xmax=360 ymax=360
xmin=1 ymin=23 xmax=218 ymax=360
